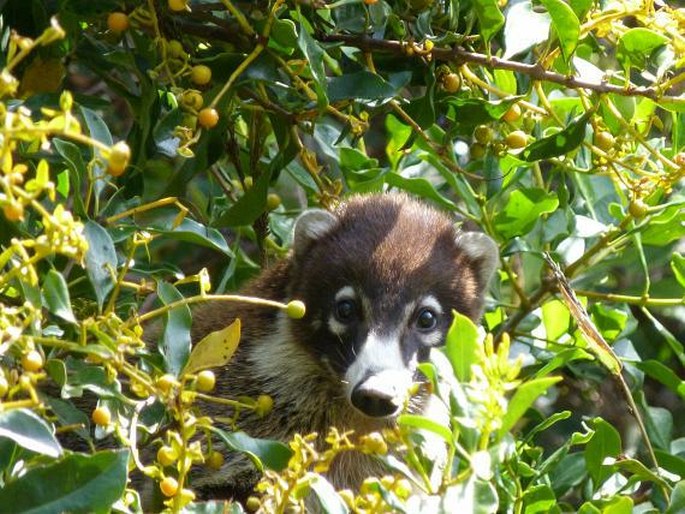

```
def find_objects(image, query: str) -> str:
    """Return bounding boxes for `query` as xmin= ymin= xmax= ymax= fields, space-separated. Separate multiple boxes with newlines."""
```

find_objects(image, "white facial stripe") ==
xmin=344 ymin=330 xmax=409 ymax=395
xmin=335 ymin=286 xmax=356 ymax=301
xmin=420 ymin=295 xmax=443 ymax=316
xmin=329 ymin=286 xmax=357 ymax=335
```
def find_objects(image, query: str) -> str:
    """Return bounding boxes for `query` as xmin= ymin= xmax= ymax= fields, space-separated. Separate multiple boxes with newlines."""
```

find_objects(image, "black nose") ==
xmin=351 ymin=382 xmax=400 ymax=418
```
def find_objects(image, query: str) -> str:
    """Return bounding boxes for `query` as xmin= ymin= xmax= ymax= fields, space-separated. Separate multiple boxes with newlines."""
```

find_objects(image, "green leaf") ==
xmin=589 ymin=304 xmax=627 ymax=342
xmin=0 ymin=409 xmax=62 ymax=458
xmin=297 ymin=23 xmax=328 ymax=108
xmin=473 ymin=0 xmax=505 ymax=45
xmin=0 ymin=449 xmax=129 ymax=514
xmin=640 ymin=202 xmax=685 ymax=245
xmin=328 ymin=71 xmax=407 ymax=103
xmin=540 ymin=0 xmax=580 ymax=65
xmin=522 ymin=111 xmax=592 ymax=161
xmin=398 ymin=414 xmax=453 ymax=444
xmin=617 ymin=28 xmax=668 ymax=74
xmin=42 ymin=269 xmax=76 ymax=323
xmin=269 ymin=19 xmax=298 ymax=55
xmin=521 ymin=484 xmax=557 ymax=514
xmin=499 ymin=376 xmax=562 ymax=437
xmin=671 ymin=253 xmax=685 ymax=288
xmin=52 ymin=138 xmax=86 ymax=217
xmin=445 ymin=311 xmax=480 ymax=382
xmin=184 ymin=319 xmax=241 ymax=375
xmin=83 ymin=221 xmax=117 ymax=311
xmin=503 ymin=1 xmax=550 ymax=59
xmin=666 ymin=480 xmax=685 ymax=514
xmin=585 ymin=418 xmax=621 ymax=488
xmin=541 ymin=299 xmax=570 ymax=342
xmin=493 ymin=188 xmax=559 ymax=238
xmin=157 ymin=282 xmax=191 ymax=376
xmin=385 ymin=173 xmax=457 ymax=211
xmin=568 ymin=0 xmax=593 ymax=20
xmin=310 ymin=475 xmax=350 ymax=514
xmin=613 ymin=457 xmax=669 ymax=488
xmin=214 ymin=169 xmax=272 ymax=227
xmin=210 ymin=428 xmax=292 ymax=472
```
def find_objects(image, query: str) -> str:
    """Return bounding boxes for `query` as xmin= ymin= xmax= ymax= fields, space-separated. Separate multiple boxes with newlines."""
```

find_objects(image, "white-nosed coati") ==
xmin=185 ymin=193 xmax=499 ymax=503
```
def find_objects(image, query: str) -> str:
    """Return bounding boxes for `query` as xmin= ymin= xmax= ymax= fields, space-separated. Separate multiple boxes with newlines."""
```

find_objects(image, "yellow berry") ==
xmin=360 ymin=432 xmax=388 ymax=455
xmin=505 ymin=130 xmax=528 ymax=149
xmin=190 ymin=65 xmax=212 ymax=86
xmin=107 ymin=12 xmax=129 ymax=33
xmin=157 ymin=445 xmax=177 ymax=467
xmin=196 ymin=370 xmax=216 ymax=392
xmin=243 ymin=176 xmax=253 ymax=189
xmin=167 ymin=40 xmax=186 ymax=59
xmin=502 ymin=103 xmax=522 ymax=122
xmin=364 ymin=0 xmax=379 ymax=4
xmin=246 ymin=496 xmax=261 ymax=511
xmin=160 ymin=476 xmax=179 ymax=497
xmin=157 ymin=374 xmax=176 ymax=394
xmin=255 ymin=394 xmax=274 ymax=417
xmin=107 ymin=141 xmax=131 ymax=177
xmin=92 ymin=406 xmax=111 ymax=426
xmin=22 ymin=350 xmax=43 ymax=372
xmin=266 ymin=193 xmax=282 ymax=211
xmin=206 ymin=450 xmax=224 ymax=470
xmin=286 ymin=300 xmax=306 ymax=319
xmin=474 ymin=125 xmax=494 ymax=144
xmin=394 ymin=478 xmax=412 ymax=499
xmin=674 ymin=152 xmax=685 ymax=168
xmin=628 ymin=198 xmax=648 ymax=219
xmin=180 ymin=89 xmax=203 ymax=111
xmin=442 ymin=72 xmax=461 ymax=93
xmin=198 ymin=108 xmax=219 ymax=129
xmin=594 ymin=130 xmax=615 ymax=151
xmin=2 ymin=202 xmax=24 ymax=221
xmin=168 ymin=0 xmax=187 ymax=12
xmin=470 ymin=142 xmax=486 ymax=160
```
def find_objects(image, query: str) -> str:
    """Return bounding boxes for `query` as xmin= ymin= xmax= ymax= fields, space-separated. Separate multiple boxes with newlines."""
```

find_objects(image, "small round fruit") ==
xmin=168 ymin=0 xmax=187 ymax=12
xmin=92 ymin=406 xmax=111 ymax=426
xmin=674 ymin=152 xmax=685 ymax=168
xmin=286 ymin=300 xmax=306 ymax=319
xmin=2 ymin=202 xmax=24 ymax=221
xmin=190 ymin=65 xmax=212 ymax=86
xmin=442 ymin=72 xmax=461 ymax=93
xmin=107 ymin=141 xmax=131 ymax=177
xmin=157 ymin=445 xmax=177 ymax=466
xmin=180 ymin=90 xmax=203 ymax=111
xmin=22 ymin=350 xmax=43 ymax=372
xmin=255 ymin=394 xmax=274 ymax=416
xmin=196 ymin=370 xmax=216 ymax=392
xmin=107 ymin=12 xmax=129 ymax=33
xmin=505 ymin=130 xmax=528 ymax=149
xmin=243 ymin=176 xmax=253 ymax=189
xmin=502 ymin=103 xmax=522 ymax=122
xmin=167 ymin=40 xmax=186 ymax=59
xmin=157 ymin=374 xmax=176 ymax=394
xmin=246 ymin=496 xmax=261 ymax=511
xmin=198 ymin=108 xmax=219 ymax=129
xmin=594 ymin=131 xmax=615 ymax=151
xmin=364 ymin=0 xmax=379 ymax=4
xmin=206 ymin=450 xmax=224 ymax=470
xmin=474 ymin=125 xmax=494 ymax=144
xmin=0 ymin=375 xmax=9 ymax=398
xmin=266 ymin=193 xmax=282 ymax=211
xmin=470 ymin=143 xmax=486 ymax=160
xmin=160 ymin=476 xmax=179 ymax=497
xmin=628 ymin=198 xmax=648 ymax=219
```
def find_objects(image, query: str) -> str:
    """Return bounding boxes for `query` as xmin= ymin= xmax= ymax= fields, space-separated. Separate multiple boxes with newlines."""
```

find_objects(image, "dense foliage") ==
xmin=0 ymin=0 xmax=684 ymax=512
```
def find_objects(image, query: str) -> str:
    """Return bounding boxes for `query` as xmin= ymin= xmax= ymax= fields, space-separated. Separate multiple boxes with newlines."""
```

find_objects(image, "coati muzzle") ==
xmin=350 ymin=370 xmax=410 ymax=418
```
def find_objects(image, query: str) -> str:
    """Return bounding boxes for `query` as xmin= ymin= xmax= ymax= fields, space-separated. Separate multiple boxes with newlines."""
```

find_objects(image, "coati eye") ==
xmin=335 ymin=299 xmax=357 ymax=322
xmin=415 ymin=308 xmax=438 ymax=331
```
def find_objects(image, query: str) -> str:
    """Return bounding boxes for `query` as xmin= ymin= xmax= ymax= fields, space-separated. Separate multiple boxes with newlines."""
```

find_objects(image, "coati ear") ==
xmin=455 ymin=232 xmax=499 ymax=287
xmin=293 ymin=209 xmax=338 ymax=259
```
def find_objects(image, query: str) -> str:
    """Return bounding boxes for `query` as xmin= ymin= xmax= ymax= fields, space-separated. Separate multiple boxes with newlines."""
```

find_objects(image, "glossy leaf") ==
xmin=42 ymin=269 xmax=76 ymax=323
xmin=0 ymin=449 xmax=128 ymax=513
xmin=210 ymin=428 xmax=292 ymax=472
xmin=522 ymin=111 xmax=592 ymax=161
xmin=445 ymin=311 xmax=480 ymax=382
xmin=473 ymin=0 xmax=505 ymax=45
xmin=540 ymin=0 xmax=580 ymax=64
xmin=184 ymin=319 xmax=241 ymax=375
xmin=83 ymin=221 xmax=117 ymax=311
xmin=585 ymin=418 xmax=621 ymax=488
xmin=499 ymin=376 xmax=562 ymax=437
xmin=157 ymin=282 xmax=192 ymax=376
xmin=617 ymin=28 xmax=668 ymax=73
xmin=0 ymin=409 xmax=62 ymax=458
xmin=494 ymin=189 xmax=559 ymax=239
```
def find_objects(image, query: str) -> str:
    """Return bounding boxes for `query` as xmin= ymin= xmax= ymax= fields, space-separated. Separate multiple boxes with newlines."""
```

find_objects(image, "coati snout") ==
xmin=188 ymin=193 xmax=499 ymax=497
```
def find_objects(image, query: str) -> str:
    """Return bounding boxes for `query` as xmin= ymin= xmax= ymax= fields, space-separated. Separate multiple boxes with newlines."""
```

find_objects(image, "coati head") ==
xmin=285 ymin=194 xmax=498 ymax=420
